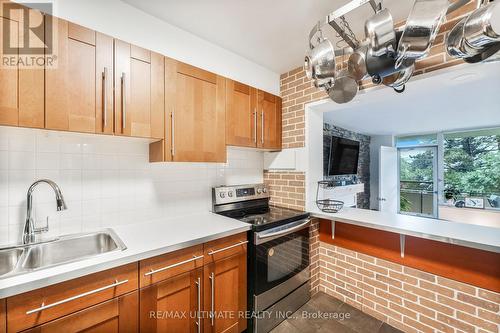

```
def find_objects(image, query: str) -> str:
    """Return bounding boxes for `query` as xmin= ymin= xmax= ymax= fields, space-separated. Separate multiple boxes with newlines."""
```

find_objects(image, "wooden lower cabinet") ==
xmin=204 ymin=253 xmax=247 ymax=333
xmin=1 ymin=299 xmax=5 ymax=333
xmin=140 ymin=269 xmax=203 ymax=333
xmin=21 ymin=292 xmax=138 ymax=333
xmin=4 ymin=234 xmax=247 ymax=333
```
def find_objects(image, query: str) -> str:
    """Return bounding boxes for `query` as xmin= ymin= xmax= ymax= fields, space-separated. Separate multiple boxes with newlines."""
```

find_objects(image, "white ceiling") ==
xmin=121 ymin=0 xmax=415 ymax=74
xmin=320 ymin=61 xmax=500 ymax=136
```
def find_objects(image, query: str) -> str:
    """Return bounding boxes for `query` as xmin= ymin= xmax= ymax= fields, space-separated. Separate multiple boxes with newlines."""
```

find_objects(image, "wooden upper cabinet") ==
xmin=45 ymin=18 xmax=113 ymax=133
xmin=257 ymin=90 xmax=282 ymax=150
xmin=164 ymin=59 xmax=226 ymax=162
xmin=0 ymin=6 xmax=44 ymax=128
xmin=226 ymin=80 xmax=258 ymax=148
xmin=140 ymin=269 xmax=202 ymax=333
xmin=204 ymin=253 xmax=247 ymax=333
xmin=225 ymin=80 xmax=282 ymax=151
xmin=21 ymin=292 xmax=138 ymax=333
xmin=114 ymin=41 xmax=164 ymax=139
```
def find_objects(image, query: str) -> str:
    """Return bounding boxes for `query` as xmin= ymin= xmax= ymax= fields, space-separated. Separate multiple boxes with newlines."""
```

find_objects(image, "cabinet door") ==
xmin=257 ymin=91 xmax=282 ymax=150
xmin=204 ymin=254 xmax=247 ymax=333
xmin=46 ymin=19 xmax=100 ymax=133
xmin=21 ymin=292 xmax=138 ymax=333
xmin=0 ymin=8 xmax=44 ymax=128
xmin=140 ymin=269 xmax=202 ymax=333
xmin=225 ymin=80 xmax=257 ymax=148
xmin=115 ymin=42 xmax=164 ymax=139
xmin=1 ymin=299 xmax=5 ymax=333
xmin=167 ymin=61 xmax=226 ymax=162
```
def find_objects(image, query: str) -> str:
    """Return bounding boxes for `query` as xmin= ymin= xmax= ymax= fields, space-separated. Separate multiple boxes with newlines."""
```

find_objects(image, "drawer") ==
xmin=7 ymin=263 xmax=138 ymax=333
xmin=21 ymin=291 xmax=138 ymax=333
xmin=140 ymin=245 xmax=204 ymax=288
xmin=204 ymin=232 xmax=248 ymax=263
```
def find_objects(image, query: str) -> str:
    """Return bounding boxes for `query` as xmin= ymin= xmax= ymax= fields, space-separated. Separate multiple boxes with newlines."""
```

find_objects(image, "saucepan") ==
xmin=383 ymin=64 xmax=415 ymax=92
xmin=305 ymin=37 xmax=336 ymax=83
xmin=365 ymin=8 xmax=397 ymax=57
xmin=447 ymin=1 xmax=500 ymax=61
xmin=395 ymin=0 xmax=449 ymax=68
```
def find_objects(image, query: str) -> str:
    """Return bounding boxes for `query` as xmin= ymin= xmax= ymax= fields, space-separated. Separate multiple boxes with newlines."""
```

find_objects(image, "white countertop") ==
xmin=0 ymin=212 xmax=250 ymax=298
xmin=308 ymin=205 xmax=500 ymax=254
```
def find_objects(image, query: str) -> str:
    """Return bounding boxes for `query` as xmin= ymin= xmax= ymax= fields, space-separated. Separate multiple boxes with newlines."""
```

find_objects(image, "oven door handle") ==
xmin=256 ymin=219 xmax=311 ymax=242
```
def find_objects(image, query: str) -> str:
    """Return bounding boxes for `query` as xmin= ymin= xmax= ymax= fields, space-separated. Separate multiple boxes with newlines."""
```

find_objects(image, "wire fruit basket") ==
xmin=316 ymin=180 xmax=344 ymax=213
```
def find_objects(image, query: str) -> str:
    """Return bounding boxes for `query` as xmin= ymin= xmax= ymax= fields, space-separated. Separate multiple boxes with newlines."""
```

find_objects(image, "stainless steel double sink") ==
xmin=0 ymin=229 xmax=126 ymax=279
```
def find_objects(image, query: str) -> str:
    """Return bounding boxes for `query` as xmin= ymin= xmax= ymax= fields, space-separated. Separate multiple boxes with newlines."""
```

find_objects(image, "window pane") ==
xmin=396 ymin=134 xmax=437 ymax=148
xmin=443 ymin=128 xmax=500 ymax=209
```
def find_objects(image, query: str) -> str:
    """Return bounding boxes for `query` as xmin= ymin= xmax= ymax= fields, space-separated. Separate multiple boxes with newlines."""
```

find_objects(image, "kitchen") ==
xmin=0 ymin=0 xmax=499 ymax=333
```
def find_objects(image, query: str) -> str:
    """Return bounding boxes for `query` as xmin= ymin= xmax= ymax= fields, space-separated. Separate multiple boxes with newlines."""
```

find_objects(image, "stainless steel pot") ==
xmin=463 ymin=1 xmax=500 ymax=49
xmin=305 ymin=38 xmax=336 ymax=81
xmin=348 ymin=46 xmax=368 ymax=81
xmin=365 ymin=8 xmax=397 ymax=57
xmin=327 ymin=69 xmax=358 ymax=104
xmin=447 ymin=17 xmax=478 ymax=58
xmin=396 ymin=0 xmax=449 ymax=68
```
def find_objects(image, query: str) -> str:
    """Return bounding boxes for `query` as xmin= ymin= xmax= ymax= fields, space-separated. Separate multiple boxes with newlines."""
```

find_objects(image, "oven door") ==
xmin=253 ymin=218 xmax=310 ymax=311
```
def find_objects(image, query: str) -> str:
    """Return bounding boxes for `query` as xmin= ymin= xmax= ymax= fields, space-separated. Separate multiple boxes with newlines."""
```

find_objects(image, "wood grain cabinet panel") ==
xmin=140 ymin=244 xmax=204 ymax=288
xmin=1 ymin=299 xmax=5 ymax=333
xmin=0 ymin=8 xmax=44 ymax=128
xmin=204 ymin=253 xmax=247 ymax=333
xmin=21 ymin=291 xmax=138 ymax=333
xmin=140 ymin=269 xmax=202 ymax=333
xmin=257 ymin=91 xmax=282 ymax=150
xmin=204 ymin=232 xmax=248 ymax=264
xmin=45 ymin=19 xmax=113 ymax=133
xmin=7 ymin=263 xmax=138 ymax=333
xmin=114 ymin=40 xmax=164 ymax=139
xmin=225 ymin=80 xmax=258 ymax=148
xmin=153 ymin=59 xmax=226 ymax=163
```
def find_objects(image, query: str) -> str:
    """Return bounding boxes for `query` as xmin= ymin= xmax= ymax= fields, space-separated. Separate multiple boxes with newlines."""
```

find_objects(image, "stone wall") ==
xmin=323 ymin=123 xmax=371 ymax=209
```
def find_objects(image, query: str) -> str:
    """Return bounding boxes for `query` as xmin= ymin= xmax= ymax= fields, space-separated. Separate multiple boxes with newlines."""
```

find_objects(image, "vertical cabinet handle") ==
xmin=209 ymin=272 xmax=215 ymax=327
xmin=261 ymin=110 xmax=265 ymax=144
xmin=253 ymin=108 xmax=257 ymax=143
xmin=102 ymin=68 xmax=108 ymax=128
xmin=121 ymin=72 xmax=126 ymax=130
xmin=195 ymin=277 xmax=201 ymax=333
xmin=171 ymin=110 xmax=175 ymax=157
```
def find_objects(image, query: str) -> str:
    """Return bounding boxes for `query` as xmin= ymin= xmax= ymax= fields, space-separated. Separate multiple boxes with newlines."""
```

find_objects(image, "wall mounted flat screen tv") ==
xmin=328 ymin=136 xmax=360 ymax=176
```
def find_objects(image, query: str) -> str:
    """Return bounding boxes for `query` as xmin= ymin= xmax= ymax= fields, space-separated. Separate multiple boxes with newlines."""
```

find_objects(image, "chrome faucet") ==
xmin=23 ymin=179 xmax=67 ymax=245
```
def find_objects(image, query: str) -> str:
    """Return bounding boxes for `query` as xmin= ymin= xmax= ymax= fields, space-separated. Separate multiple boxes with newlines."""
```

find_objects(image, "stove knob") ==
xmin=257 ymin=188 xmax=262 ymax=194
xmin=228 ymin=191 xmax=233 ymax=197
xmin=263 ymin=188 xmax=267 ymax=193
xmin=219 ymin=192 xmax=225 ymax=198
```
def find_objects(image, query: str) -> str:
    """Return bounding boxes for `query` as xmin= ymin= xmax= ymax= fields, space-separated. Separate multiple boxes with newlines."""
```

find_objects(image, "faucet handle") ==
xmin=35 ymin=216 xmax=49 ymax=234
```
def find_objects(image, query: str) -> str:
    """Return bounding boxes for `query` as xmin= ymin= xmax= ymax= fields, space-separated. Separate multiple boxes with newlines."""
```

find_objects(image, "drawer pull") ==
xmin=207 ymin=240 xmax=248 ymax=256
xmin=26 ymin=279 xmax=129 ymax=315
xmin=144 ymin=255 xmax=204 ymax=277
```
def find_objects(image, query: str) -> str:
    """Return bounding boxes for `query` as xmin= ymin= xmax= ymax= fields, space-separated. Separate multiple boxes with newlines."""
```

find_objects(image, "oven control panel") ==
xmin=212 ymin=184 xmax=269 ymax=205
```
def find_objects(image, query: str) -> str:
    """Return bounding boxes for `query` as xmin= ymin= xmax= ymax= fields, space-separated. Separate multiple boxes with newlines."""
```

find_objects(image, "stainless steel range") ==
xmin=212 ymin=184 xmax=311 ymax=333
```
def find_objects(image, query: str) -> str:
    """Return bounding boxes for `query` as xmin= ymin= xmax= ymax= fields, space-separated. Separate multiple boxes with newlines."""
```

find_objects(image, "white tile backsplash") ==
xmin=0 ymin=126 xmax=264 ymax=245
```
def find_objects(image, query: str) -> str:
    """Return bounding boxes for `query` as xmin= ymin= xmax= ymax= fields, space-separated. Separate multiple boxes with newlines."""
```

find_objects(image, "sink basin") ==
xmin=0 ymin=248 xmax=23 ymax=276
xmin=0 ymin=229 xmax=126 ymax=278
xmin=22 ymin=231 xmax=125 ymax=270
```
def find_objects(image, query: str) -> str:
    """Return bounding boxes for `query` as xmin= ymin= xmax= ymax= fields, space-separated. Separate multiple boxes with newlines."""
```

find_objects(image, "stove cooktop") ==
xmin=222 ymin=205 xmax=310 ymax=231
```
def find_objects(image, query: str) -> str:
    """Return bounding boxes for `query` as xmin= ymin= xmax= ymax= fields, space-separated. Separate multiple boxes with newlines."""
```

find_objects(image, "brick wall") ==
xmin=263 ymin=171 xmax=305 ymax=210
xmin=318 ymin=243 xmax=500 ymax=333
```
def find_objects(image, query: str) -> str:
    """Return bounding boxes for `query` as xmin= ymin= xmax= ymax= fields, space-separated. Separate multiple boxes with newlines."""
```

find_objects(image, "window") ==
xmin=443 ymin=128 xmax=500 ymax=209
xmin=396 ymin=134 xmax=438 ymax=148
